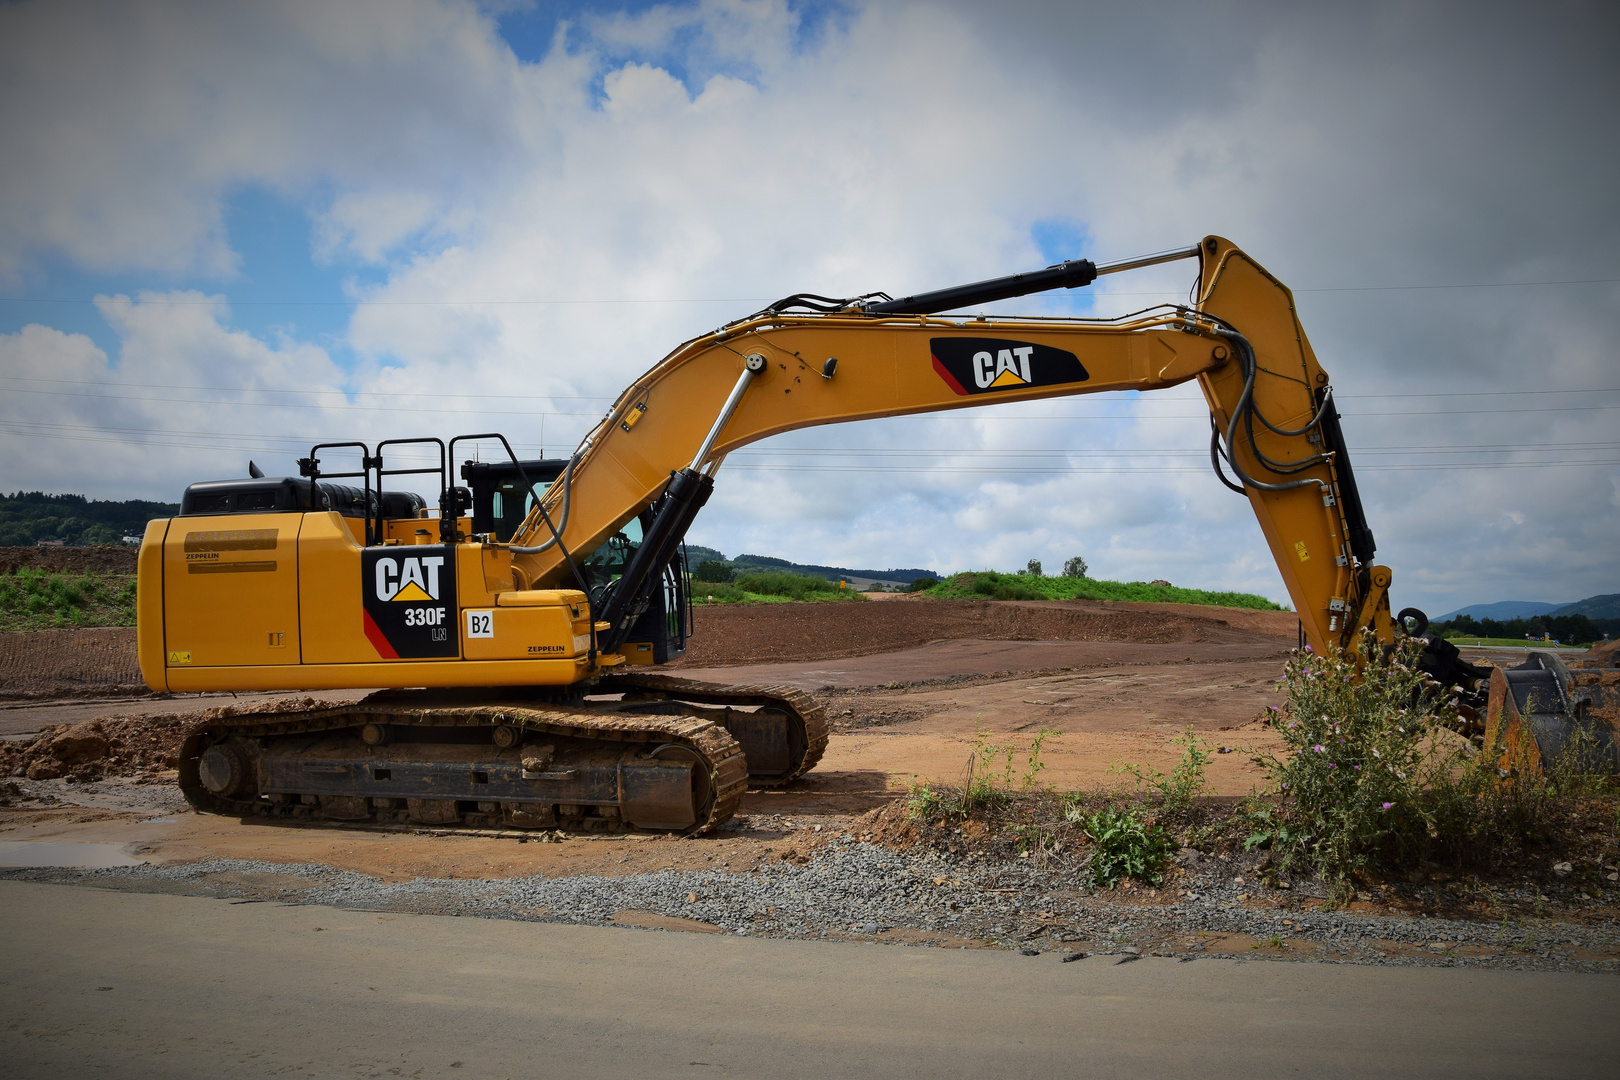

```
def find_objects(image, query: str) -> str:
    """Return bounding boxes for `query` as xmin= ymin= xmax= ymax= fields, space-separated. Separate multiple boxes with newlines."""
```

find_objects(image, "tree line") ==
xmin=0 ymin=492 xmax=178 ymax=547
xmin=1433 ymin=611 xmax=1616 ymax=645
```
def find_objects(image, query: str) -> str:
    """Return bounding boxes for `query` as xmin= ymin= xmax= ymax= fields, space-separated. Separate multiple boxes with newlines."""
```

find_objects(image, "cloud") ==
xmin=0 ymin=293 xmax=348 ymax=498
xmin=0 ymin=0 xmax=1615 ymax=612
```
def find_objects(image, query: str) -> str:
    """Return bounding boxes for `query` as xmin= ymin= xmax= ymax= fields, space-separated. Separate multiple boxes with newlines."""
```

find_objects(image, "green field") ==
xmin=1441 ymin=634 xmax=1596 ymax=650
xmin=921 ymin=571 xmax=1283 ymax=610
xmin=0 ymin=569 xmax=137 ymax=631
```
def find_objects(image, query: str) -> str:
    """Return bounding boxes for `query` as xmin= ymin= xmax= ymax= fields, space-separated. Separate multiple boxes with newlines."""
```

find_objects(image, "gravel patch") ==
xmin=6 ymin=834 xmax=1616 ymax=973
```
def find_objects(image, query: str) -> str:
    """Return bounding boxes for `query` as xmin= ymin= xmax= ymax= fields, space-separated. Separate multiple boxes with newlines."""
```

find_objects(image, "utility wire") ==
xmin=3 ymin=277 xmax=1615 ymax=307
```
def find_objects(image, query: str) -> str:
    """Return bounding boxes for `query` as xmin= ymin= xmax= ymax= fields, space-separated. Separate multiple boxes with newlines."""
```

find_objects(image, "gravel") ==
xmin=6 ymin=833 xmax=1617 ymax=973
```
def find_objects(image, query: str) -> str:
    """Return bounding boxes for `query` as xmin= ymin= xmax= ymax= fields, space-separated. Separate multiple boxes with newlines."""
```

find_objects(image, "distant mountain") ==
xmin=1553 ymin=593 xmax=1620 ymax=620
xmin=1435 ymin=600 xmax=1560 ymax=622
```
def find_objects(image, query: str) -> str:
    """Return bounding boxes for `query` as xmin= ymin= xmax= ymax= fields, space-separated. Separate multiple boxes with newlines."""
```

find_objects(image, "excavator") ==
xmin=139 ymin=235 xmax=1577 ymax=836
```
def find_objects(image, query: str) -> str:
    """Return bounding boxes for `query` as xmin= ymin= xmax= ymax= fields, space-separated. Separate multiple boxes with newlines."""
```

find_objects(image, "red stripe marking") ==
xmin=932 ymin=353 xmax=969 ymax=396
xmin=362 ymin=610 xmax=399 ymax=659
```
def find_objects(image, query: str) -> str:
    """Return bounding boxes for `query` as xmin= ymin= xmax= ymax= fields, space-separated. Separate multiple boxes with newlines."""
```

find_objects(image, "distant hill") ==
xmin=730 ymin=553 xmax=938 ymax=586
xmin=1435 ymin=600 xmax=1561 ymax=622
xmin=690 ymin=549 xmax=938 ymax=586
xmin=1553 ymin=593 xmax=1620 ymax=620
xmin=0 ymin=492 xmax=177 ymax=546
xmin=1437 ymin=594 xmax=1618 ymax=623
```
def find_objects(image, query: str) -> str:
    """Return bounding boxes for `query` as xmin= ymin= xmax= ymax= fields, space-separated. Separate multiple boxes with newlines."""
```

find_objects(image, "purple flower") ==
xmin=1313 ymin=745 xmax=1325 ymax=753
xmin=1381 ymin=802 xmax=1394 ymax=810
xmin=1353 ymin=764 xmax=1361 ymax=770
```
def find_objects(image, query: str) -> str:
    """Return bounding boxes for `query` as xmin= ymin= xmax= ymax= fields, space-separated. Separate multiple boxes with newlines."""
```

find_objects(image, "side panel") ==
xmin=163 ymin=514 xmax=301 ymax=668
xmin=136 ymin=518 xmax=169 ymax=691
xmin=460 ymin=603 xmax=580 ymax=661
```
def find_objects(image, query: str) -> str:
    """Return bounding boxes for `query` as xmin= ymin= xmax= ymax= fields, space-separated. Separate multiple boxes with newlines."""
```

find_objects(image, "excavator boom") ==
xmin=511 ymin=236 xmax=1391 ymax=658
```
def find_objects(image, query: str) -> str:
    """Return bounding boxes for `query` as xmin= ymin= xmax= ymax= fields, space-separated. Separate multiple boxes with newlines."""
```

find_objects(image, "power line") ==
xmin=1 ymin=383 xmax=1616 ymax=419
xmin=3 ymin=373 xmax=1616 ymax=401
xmin=3 ymin=278 xmax=1615 ymax=307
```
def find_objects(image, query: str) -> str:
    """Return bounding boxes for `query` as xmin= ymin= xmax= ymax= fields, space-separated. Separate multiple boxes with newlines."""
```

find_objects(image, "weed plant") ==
xmin=906 ymin=727 xmax=1059 ymax=822
xmin=1112 ymin=727 xmax=1213 ymax=815
xmin=1074 ymin=803 xmax=1175 ymax=888
xmin=0 ymin=569 xmax=136 ymax=630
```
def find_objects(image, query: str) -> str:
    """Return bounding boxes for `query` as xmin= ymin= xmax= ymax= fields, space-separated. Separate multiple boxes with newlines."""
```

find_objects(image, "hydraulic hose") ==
xmin=1211 ymin=327 xmax=1328 ymax=495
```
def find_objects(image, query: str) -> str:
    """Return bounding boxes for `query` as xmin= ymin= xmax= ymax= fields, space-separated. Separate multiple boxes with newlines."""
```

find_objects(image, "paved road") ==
xmin=2 ymin=881 xmax=1615 ymax=1078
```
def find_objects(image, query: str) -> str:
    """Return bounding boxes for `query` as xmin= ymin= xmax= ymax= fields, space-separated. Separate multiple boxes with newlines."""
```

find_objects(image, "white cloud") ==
xmin=0 ymin=0 xmax=1614 ymax=613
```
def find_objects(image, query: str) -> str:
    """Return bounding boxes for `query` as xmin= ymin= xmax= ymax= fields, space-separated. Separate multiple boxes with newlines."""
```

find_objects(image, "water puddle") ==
xmin=0 ymin=841 xmax=147 ymax=868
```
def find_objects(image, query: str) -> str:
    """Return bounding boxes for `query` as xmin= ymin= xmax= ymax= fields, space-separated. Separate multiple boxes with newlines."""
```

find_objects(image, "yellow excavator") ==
xmin=137 ymin=236 xmax=1512 ymax=835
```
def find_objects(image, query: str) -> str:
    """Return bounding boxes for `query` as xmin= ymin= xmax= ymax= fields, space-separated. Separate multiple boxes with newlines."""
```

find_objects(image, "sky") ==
xmin=0 ymin=0 xmax=1615 ymax=614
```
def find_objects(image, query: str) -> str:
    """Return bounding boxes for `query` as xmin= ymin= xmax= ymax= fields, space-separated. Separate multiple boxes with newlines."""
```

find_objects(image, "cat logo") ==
xmin=374 ymin=555 xmax=445 ymax=603
xmin=976 ymin=346 xmax=1035 ymax=388
xmin=360 ymin=547 xmax=458 ymax=660
xmin=930 ymin=337 xmax=1089 ymax=397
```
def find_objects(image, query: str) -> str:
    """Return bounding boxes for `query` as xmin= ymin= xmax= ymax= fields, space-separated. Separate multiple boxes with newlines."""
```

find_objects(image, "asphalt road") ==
xmin=2 ymin=881 xmax=1616 ymax=1078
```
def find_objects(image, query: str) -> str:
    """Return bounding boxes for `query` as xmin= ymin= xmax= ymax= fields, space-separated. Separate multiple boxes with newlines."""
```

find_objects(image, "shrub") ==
xmin=922 ymin=571 xmax=1281 ymax=610
xmin=692 ymin=560 xmax=734 ymax=583
xmin=731 ymin=570 xmax=840 ymax=600
xmin=1254 ymin=635 xmax=1448 ymax=880
xmin=1257 ymin=632 xmax=1620 ymax=883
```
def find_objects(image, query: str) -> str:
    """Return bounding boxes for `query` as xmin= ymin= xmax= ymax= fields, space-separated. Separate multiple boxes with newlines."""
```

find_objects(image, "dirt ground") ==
xmin=0 ymin=544 xmax=136 ymax=575
xmin=672 ymin=595 xmax=1297 ymax=667
xmin=0 ymin=595 xmax=1564 ymax=892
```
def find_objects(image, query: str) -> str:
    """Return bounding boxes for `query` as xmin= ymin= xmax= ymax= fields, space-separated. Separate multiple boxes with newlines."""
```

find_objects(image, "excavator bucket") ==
xmin=1483 ymin=647 xmax=1620 ymax=776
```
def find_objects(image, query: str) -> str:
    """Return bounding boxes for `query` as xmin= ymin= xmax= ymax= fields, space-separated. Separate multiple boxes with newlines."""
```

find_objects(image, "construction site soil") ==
xmin=0 ymin=544 xmax=136 ymax=575
xmin=3 ymin=594 xmax=1614 ymax=971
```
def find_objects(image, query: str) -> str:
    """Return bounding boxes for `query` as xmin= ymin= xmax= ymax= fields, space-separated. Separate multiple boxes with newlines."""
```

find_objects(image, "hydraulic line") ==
xmin=1210 ymin=327 xmax=1329 ymax=494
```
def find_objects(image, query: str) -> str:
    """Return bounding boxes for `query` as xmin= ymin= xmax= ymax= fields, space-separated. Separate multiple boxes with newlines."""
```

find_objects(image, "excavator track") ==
xmin=603 ymin=673 xmax=829 ymax=787
xmin=177 ymin=694 xmax=749 ymax=836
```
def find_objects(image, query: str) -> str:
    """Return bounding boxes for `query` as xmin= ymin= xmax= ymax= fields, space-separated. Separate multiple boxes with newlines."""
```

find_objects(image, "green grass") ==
xmin=1441 ymin=634 xmax=1594 ymax=650
xmin=921 ymin=570 xmax=1282 ymax=610
xmin=0 ymin=569 xmax=137 ymax=631
xmin=690 ymin=570 xmax=867 ymax=605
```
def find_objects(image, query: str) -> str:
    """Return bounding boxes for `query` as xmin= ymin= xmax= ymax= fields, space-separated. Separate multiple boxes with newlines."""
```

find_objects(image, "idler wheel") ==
xmin=198 ymin=741 xmax=251 ymax=798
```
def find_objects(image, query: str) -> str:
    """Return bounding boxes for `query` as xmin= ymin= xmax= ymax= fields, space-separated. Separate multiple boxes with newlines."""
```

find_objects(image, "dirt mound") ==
xmin=0 ymin=627 xmax=142 ymax=697
xmin=0 ymin=714 xmax=187 ymax=783
xmin=1580 ymin=639 xmax=1619 ymax=667
xmin=672 ymin=598 xmax=1291 ymax=668
xmin=0 ymin=545 xmax=138 ymax=575
xmin=0 ymin=695 xmax=356 ymax=783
